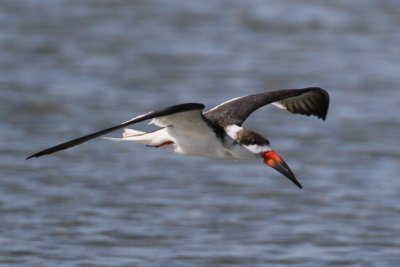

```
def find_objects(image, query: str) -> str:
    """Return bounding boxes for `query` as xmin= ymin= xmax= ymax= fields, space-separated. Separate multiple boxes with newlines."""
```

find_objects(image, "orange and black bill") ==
xmin=262 ymin=150 xmax=302 ymax=189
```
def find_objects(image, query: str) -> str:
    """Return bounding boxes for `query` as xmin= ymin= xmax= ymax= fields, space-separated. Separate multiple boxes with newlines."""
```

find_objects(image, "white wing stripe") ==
xmin=206 ymin=96 xmax=245 ymax=112
xmin=272 ymin=101 xmax=287 ymax=110
xmin=121 ymin=111 xmax=153 ymax=125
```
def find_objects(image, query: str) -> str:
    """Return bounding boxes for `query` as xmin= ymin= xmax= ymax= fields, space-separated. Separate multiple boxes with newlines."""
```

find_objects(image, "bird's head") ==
xmin=230 ymin=126 xmax=302 ymax=189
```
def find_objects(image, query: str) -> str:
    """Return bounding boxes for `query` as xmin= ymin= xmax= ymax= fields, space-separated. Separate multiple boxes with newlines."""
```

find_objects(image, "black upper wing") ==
xmin=204 ymin=87 xmax=329 ymax=126
xmin=26 ymin=103 xmax=204 ymax=159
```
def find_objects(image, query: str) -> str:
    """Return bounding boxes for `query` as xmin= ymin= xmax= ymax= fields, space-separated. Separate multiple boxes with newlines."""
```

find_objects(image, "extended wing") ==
xmin=204 ymin=87 xmax=329 ymax=126
xmin=26 ymin=103 xmax=205 ymax=159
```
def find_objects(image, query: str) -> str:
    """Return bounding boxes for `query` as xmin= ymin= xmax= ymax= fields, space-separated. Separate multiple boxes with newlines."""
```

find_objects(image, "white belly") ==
xmin=165 ymin=127 xmax=255 ymax=159
xmin=109 ymin=126 xmax=256 ymax=160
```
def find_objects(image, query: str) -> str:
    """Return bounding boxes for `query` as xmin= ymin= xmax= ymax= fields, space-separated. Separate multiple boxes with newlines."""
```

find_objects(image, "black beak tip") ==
xmin=272 ymin=161 xmax=303 ymax=189
xmin=285 ymin=171 xmax=303 ymax=189
xmin=292 ymin=178 xmax=303 ymax=189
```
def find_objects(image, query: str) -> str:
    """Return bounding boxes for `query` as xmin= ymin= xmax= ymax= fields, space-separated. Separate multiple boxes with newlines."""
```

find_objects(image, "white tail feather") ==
xmin=122 ymin=128 xmax=146 ymax=137
xmin=102 ymin=128 xmax=174 ymax=148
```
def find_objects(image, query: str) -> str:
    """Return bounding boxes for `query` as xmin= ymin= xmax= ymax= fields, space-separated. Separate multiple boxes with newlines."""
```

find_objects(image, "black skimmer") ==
xmin=27 ymin=87 xmax=329 ymax=188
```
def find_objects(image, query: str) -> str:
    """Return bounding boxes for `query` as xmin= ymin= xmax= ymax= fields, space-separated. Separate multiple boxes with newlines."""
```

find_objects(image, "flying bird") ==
xmin=27 ymin=87 xmax=329 ymax=188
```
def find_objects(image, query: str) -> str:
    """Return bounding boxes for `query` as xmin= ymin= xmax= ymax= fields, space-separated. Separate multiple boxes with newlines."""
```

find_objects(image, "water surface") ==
xmin=1 ymin=1 xmax=400 ymax=266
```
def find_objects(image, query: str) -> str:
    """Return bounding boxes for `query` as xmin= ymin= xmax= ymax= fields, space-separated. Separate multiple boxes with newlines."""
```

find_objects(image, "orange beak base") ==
xmin=262 ymin=150 xmax=302 ymax=189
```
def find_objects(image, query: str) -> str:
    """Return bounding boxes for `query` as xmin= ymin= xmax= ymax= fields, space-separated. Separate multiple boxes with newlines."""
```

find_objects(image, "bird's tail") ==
xmin=102 ymin=128 xmax=174 ymax=148
xmin=122 ymin=128 xmax=146 ymax=137
xmin=102 ymin=128 xmax=149 ymax=144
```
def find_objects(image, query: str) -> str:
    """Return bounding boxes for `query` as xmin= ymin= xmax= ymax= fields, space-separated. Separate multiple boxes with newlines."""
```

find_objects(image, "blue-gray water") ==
xmin=1 ymin=1 xmax=400 ymax=266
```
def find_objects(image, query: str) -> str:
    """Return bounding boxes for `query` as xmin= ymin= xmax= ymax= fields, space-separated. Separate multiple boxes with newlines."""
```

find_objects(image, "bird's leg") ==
xmin=146 ymin=140 xmax=174 ymax=148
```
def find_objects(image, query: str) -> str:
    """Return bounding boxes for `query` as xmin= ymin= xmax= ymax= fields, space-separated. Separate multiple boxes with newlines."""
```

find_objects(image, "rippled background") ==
xmin=1 ymin=1 xmax=400 ymax=266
